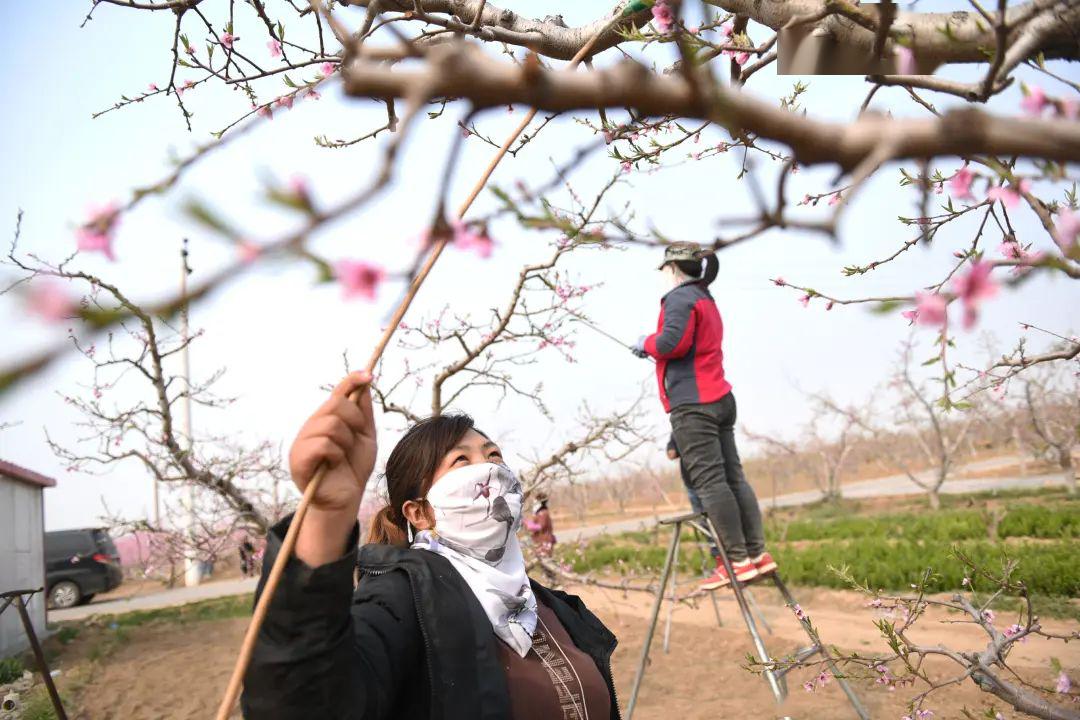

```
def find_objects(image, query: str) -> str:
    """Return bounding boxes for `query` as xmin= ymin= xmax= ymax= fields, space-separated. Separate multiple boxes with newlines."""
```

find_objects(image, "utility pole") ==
xmin=178 ymin=238 xmax=202 ymax=587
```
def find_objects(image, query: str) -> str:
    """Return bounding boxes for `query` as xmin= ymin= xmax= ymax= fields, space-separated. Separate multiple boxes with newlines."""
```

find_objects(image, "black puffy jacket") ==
xmin=241 ymin=515 xmax=621 ymax=720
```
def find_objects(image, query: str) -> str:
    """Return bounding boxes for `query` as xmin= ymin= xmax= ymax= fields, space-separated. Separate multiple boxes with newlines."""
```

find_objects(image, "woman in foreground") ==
xmin=241 ymin=371 xmax=620 ymax=719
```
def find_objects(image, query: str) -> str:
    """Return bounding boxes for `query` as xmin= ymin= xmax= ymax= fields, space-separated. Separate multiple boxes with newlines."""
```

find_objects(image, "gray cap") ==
xmin=657 ymin=241 xmax=703 ymax=269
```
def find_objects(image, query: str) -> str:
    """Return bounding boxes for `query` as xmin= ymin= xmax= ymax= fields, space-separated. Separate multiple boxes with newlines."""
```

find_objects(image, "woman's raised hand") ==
xmin=289 ymin=372 xmax=377 ymax=566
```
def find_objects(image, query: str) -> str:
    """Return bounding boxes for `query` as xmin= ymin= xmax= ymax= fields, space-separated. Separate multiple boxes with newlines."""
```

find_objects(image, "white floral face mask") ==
xmin=422 ymin=461 xmax=523 ymax=564
xmin=411 ymin=462 xmax=537 ymax=656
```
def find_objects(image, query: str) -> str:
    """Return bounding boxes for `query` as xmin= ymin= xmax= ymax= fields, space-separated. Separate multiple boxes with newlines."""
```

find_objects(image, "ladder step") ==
xmin=775 ymin=645 xmax=823 ymax=679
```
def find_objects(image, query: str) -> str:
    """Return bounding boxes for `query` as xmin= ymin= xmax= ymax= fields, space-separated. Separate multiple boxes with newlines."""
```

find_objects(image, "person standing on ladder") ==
xmin=632 ymin=242 xmax=777 ymax=590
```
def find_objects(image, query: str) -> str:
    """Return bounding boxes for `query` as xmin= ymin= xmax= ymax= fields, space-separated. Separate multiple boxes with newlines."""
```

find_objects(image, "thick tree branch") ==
xmin=342 ymin=44 xmax=1080 ymax=170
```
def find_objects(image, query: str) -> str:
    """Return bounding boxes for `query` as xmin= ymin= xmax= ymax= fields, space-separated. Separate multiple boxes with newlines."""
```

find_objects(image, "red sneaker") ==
xmin=751 ymin=552 xmax=777 ymax=575
xmin=700 ymin=558 xmax=758 ymax=590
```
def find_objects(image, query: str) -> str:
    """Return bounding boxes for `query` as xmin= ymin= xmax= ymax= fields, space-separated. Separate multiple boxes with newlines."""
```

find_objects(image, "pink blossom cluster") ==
xmin=900 ymin=709 xmax=933 ymax=720
xmin=949 ymin=166 xmax=1033 ymax=209
xmin=718 ymin=22 xmax=750 ymax=65
xmin=1053 ymin=207 xmax=1080 ymax=255
xmin=951 ymin=260 xmax=998 ymax=329
xmin=450 ymin=220 xmax=494 ymax=258
xmin=998 ymin=238 xmax=1041 ymax=275
xmin=651 ymin=0 xmax=674 ymax=33
xmin=948 ymin=166 xmax=975 ymax=200
xmin=873 ymin=663 xmax=899 ymax=692
xmin=904 ymin=260 xmax=998 ymax=330
xmin=554 ymin=282 xmax=594 ymax=301
xmin=26 ymin=281 xmax=76 ymax=323
xmin=76 ymin=202 xmax=122 ymax=261
xmin=987 ymin=180 xmax=1030 ymax=208
xmin=537 ymin=335 xmax=576 ymax=351
xmin=334 ymin=259 xmax=386 ymax=301
xmin=1020 ymin=85 xmax=1079 ymax=120
xmin=802 ymin=670 xmax=830 ymax=693
xmin=1003 ymin=623 xmax=1027 ymax=642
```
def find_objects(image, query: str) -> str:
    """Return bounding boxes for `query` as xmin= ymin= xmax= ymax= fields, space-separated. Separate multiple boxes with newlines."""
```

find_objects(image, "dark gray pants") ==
xmin=670 ymin=392 xmax=765 ymax=562
xmin=679 ymin=461 xmax=720 ymax=558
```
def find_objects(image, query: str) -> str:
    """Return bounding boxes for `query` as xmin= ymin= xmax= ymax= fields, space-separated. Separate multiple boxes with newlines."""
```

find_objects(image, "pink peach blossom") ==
xmin=220 ymin=32 xmax=235 ymax=50
xmin=335 ymin=260 xmax=386 ymax=300
xmin=26 ymin=281 xmax=76 ymax=323
xmin=307 ymin=88 xmax=321 ymax=101
xmin=1052 ymin=207 xmax=1079 ymax=253
xmin=735 ymin=52 xmax=750 ymax=65
xmin=1020 ymin=85 xmax=1048 ymax=116
xmin=148 ymin=83 xmax=159 ymax=92
xmin=257 ymin=105 xmax=273 ymax=120
xmin=986 ymin=185 xmax=1020 ymax=208
xmin=828 ymin=193 xmax=842 ymax=206
xmin=320 ymin=62 xmax=336 ymax=76
xmin=914 ymin=292 xmax=947 ymax=327
xmin=901 ymin=309 xmax=918 ymax=325
xmin=76 ymin=202 xmax=121 ymax=261
xmin=451 ymin=220 xmax=494 ymax=258
xmin=772 ymin=277 xmax=786 ymax=287
xmin=1004 ymin=623 xmax=1026 ymax=641
xmin=949 ymin=166 xmax=975 ymax=201
xmin=798 ymin=294 xmax=811 ymax=307
xmin=276 ymin=94 xmax=294 ymax=109
xmin=651 ymin=0 xmax=674 ymax=33
xmin=268 ymin=39 xmax=282 ymax=58
xmin=952 ymin=260 xmax=998 ymax=329
xmin=719 ymin=22 xmax=733 ymax=38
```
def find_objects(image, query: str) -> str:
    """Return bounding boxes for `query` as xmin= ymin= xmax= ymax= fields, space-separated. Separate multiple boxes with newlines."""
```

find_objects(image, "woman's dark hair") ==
xmin=671 ymin=259 xmax=703 ymax=278
xmin=366 ymin=413 xmax=485 ymax=545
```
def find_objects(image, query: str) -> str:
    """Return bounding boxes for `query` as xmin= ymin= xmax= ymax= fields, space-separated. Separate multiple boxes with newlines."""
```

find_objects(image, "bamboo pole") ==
xmin=214 ymin=20 xmax=623 ymax=719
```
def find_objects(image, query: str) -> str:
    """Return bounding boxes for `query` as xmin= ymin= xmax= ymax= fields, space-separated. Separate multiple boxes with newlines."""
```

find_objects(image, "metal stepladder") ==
xmin=625 ymin=512 xmax=870 ymax=720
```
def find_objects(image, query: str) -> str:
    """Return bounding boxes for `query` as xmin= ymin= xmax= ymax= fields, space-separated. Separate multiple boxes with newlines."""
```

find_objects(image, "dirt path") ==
xmin=55 ymin=583 xmax=1076 ymax=719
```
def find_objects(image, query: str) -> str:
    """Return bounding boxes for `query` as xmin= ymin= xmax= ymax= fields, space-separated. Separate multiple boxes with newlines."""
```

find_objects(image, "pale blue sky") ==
xmin=1 ymin=2 xmax=1077 ymax=529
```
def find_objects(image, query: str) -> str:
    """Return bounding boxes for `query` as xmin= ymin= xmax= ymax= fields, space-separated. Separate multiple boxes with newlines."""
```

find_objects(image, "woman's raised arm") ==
xmin=288 ymin=371 xmax=378 ymax=567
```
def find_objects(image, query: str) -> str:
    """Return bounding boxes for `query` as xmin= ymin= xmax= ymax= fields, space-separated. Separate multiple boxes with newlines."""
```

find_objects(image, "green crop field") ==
xmin=558 ymin=490 xmax=1080 ymax=616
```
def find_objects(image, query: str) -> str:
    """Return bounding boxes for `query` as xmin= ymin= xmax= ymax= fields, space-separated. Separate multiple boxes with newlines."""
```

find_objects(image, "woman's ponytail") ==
xmin=366 ymin=504 xmax=409 ymax=546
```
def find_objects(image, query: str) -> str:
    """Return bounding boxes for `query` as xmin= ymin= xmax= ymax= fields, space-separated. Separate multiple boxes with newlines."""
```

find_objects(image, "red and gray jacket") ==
xmin=643 ymin=281 xmax=732 ymax=413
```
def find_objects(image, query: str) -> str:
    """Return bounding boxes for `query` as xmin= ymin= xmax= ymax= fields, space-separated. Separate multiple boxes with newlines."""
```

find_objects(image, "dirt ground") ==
xmin=43 ymin=581 xmax=1077 ymax=720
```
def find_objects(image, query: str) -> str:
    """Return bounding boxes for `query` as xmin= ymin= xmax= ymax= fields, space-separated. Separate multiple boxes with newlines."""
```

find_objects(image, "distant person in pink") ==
xmin=524 ymin=493 xmax=555 ymax=557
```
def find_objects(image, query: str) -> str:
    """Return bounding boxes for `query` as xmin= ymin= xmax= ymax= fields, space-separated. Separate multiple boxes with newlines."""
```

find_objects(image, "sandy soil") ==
xmin=47 ymin=582 xmax=1077 ymax=720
